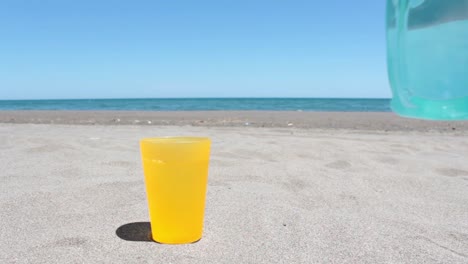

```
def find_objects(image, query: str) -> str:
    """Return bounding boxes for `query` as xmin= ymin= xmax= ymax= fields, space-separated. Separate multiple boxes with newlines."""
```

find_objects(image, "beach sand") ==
xmin=1 ymin=111 xmax=468 ymax=263
xmin=2 ymin=110 xmax=468 ymax=132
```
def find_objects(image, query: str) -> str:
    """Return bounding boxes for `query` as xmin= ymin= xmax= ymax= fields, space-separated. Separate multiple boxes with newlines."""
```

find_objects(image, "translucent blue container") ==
xmin=387 ymin=0 xmax=468 ymax=120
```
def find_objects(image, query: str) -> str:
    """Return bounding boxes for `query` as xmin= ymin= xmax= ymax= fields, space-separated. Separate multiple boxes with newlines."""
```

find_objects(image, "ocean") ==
xmin=0 ymin=98 xmax=391 ymax=112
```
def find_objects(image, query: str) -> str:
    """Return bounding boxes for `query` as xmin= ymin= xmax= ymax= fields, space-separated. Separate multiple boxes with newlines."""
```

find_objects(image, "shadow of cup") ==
xmin=116 ymin=222 xmax=153 ymax=242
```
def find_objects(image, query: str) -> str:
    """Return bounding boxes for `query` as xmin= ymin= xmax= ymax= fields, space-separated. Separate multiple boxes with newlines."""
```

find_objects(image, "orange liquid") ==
xmin=140 ymin=137 xmax=210 ymax=244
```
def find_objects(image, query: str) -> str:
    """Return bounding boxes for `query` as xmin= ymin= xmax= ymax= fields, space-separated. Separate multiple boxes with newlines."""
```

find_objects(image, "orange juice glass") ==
xmin=140 ymin=137 xmax=211 ymax=244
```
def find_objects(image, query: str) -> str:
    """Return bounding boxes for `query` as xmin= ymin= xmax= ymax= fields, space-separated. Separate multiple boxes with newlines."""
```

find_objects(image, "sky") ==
xmin=0 ymin=0 xmax=391 ymax=100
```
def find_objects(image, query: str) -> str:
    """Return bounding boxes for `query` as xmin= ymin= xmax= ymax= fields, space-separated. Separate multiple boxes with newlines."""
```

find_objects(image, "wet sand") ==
xmin=1 ymin=110 xmax=468 ymax=132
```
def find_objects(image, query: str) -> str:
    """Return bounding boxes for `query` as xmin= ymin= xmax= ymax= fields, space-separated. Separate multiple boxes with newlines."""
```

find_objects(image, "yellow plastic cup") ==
xmin=140 ymin=137 xmax=211 ymax=244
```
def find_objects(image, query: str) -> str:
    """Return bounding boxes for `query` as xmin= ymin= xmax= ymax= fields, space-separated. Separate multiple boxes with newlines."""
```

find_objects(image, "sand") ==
xmin=2 ymin=110 xmax=468 ymax=132
xmin=1 ymin=111 xmax=468 ymax=263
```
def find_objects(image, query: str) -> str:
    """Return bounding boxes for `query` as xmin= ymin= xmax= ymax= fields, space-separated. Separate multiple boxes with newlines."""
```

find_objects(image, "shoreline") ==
xmin=1 ymin=110 xmax=468 ymax=132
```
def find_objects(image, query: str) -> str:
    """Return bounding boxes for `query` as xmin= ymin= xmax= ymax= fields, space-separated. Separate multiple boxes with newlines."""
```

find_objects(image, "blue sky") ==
xmin=0 ymin=0 xmax=390 ymax=99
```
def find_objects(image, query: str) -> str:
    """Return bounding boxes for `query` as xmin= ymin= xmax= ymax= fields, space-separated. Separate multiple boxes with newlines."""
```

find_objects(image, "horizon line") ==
xmin=0 ymin=96 xmax=392 ymax=101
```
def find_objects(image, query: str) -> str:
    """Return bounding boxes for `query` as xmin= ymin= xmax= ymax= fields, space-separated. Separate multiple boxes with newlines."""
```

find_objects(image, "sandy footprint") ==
xmin=282 ymin=178 xmax=310 ymax=193
xmin=375 ymin=156 xmax=400 ymax=165
xmin=27 ymin=144 xmax=67 ymax=153
xmin=389 ymin=143 xmax=420 ymax=154
xmin=325 ymin=160 xmax=352 ymax=170
xmin=435 ymin=168 xmax=468 ymax=177
xmin=48 ymin=237 xmax=88 ymax=248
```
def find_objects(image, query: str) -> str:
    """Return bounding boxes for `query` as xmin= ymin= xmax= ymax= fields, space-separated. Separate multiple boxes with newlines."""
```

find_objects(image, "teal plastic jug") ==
xmin=387 ymin=0 xmax=468 ymax=120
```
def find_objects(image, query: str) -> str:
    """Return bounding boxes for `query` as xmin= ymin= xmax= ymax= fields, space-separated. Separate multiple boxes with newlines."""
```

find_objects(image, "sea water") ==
xmin=387 ymin=0 xmax=468 ymax=120
xmin=0 ymin=98 xmax=391 ymax=112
